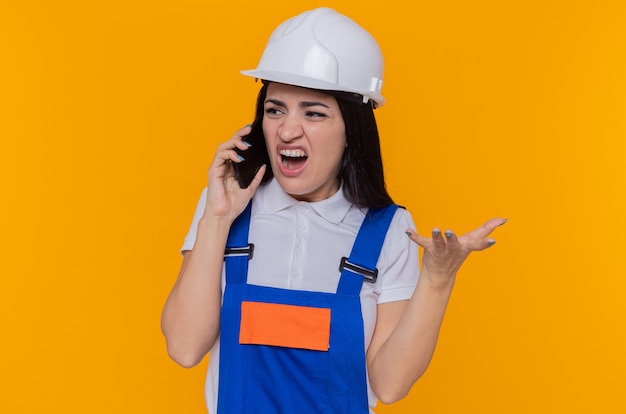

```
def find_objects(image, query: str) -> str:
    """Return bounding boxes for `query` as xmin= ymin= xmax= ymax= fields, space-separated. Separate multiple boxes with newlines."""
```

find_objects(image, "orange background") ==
xmin=1 ymin=1 xmax=625 ymax=413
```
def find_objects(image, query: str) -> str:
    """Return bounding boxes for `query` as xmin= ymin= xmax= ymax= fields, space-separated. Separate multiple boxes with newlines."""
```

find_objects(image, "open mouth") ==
xmin=280 ymin=149 xmax=308 ymax=170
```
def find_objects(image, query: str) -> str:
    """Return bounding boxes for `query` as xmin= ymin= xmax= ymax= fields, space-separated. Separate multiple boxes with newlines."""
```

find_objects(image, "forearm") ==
xmin=369 ymin=273 xmax=455 ymax=403
xmin=371 ymin=217 xmax=505 ymax=402
xmin=161 ymin=216 xmax=232 ymax=367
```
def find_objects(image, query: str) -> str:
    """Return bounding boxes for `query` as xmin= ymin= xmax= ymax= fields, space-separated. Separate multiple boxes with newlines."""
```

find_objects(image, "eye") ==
xmin=305 ymin=111 xmax=328 ymax=119
xmin=264 ymin=106 xmax=284 ymax=117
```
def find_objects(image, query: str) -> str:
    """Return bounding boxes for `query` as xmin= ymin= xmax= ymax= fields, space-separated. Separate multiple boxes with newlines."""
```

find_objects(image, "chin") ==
xmin=276 ymin=178 xmax=309 ymax=197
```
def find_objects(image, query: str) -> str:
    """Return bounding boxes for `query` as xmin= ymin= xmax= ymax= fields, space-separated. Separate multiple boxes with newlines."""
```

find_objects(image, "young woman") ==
xmin=161 ymin=7 xmax=505 ymax=413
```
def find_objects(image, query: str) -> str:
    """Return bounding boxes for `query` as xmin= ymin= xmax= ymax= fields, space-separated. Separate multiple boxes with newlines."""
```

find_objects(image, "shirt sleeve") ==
xmin=375 ymin=207 xmax=420 ymax=304
xmin=180 ymin=187 xmax=208 ymax=254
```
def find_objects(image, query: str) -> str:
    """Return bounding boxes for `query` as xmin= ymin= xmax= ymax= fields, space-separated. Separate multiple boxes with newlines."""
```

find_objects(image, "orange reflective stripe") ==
xmin=239 ymin=301 xmax=331 ymax=351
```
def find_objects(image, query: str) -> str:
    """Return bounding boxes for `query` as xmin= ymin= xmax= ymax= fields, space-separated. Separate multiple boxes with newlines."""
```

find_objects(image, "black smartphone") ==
xmin=233 ymin=121 xmax=270 ymax=188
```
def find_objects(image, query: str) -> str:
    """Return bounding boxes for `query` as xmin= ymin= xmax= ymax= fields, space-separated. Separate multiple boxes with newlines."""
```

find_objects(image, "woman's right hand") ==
xmin=205 ymin=125 xmax=266 ymax=221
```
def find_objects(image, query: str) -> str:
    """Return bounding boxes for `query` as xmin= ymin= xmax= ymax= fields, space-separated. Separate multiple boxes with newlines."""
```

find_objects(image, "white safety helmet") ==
xmin=241 ymin=7 xmax=385 ymax=107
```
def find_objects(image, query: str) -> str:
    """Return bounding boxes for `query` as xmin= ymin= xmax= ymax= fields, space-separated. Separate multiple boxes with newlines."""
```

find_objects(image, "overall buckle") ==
xmin=339 ymin=257 xmax=378 ymax=283
xmin=224 ymin=244 xmax=255 ymax=260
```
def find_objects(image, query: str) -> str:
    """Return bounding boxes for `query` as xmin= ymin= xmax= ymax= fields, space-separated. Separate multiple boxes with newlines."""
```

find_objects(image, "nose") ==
xmin=278 ymin=115 xmax=304 ymax=142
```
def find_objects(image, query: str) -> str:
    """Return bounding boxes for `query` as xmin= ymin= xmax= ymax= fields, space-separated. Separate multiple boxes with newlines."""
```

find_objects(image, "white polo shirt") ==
xmin=181 ymin=178 xmax=419 ymax=412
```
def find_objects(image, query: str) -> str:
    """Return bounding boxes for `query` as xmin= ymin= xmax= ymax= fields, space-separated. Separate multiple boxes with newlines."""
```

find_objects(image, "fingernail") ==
xmin=244 ymin=123 xmax=252 ymax=127
xmin=444 ymin=231 xmax=454 ymax=238
xmin=243 ymin=141 xmax=252 ymax=147
xmin=488 ymin=240 xmax=496 ymax=246
xmin=405 ymin=231 xmax=412 ymax=236
xmin=432 ymin=230 xmax=441 ymax=237
xmin=237 ymin=155 xmax=245 ymax=161
xmin=499 ymin=218 xmax=508 ymax=226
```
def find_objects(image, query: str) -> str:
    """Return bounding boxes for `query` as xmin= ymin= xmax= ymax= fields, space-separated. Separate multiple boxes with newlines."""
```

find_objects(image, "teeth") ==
xmin=280 ymin=149 xmax=306 ymax=158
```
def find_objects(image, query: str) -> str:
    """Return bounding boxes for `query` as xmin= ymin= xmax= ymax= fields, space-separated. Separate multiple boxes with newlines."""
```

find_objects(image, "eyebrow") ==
xmin=265 ymin=98 xmax=330 ymax=109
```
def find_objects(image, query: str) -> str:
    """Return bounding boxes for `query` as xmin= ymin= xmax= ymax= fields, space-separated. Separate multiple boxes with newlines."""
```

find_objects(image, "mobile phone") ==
xmin=233 ymin=121 xmax=270 ymax=188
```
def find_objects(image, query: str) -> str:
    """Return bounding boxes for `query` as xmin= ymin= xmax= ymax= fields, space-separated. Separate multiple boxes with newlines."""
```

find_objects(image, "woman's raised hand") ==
xmin=405 ymin=218 xmax=507 ymax=287
xmin=205 ymin=125 xmax=266 ymax=220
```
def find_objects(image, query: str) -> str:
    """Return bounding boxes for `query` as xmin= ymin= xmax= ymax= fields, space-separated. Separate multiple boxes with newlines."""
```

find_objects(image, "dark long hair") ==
xmin=252 ymin=82 xmax=394 ymax=209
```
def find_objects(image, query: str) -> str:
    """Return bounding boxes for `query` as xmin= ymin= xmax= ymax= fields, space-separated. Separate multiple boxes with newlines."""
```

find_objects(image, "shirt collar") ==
xmin=258 ymin=178 xmax=354 ymax=224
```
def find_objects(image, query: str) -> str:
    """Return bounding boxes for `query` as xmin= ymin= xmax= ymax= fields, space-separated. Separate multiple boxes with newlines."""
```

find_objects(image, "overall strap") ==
xmin=224 ymin=202 xmax=253 ymax=285
xmin=337 ymin=204 xmax=399 ymax=296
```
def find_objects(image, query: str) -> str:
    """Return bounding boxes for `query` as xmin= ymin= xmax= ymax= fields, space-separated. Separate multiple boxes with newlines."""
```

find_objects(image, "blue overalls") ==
xmin=217 ymin=202 xmax=399 ymax=413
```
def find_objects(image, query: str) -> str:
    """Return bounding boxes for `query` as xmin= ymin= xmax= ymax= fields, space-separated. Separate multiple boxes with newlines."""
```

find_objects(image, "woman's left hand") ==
xmin=405 ymin=218 xmax=507 ymax=288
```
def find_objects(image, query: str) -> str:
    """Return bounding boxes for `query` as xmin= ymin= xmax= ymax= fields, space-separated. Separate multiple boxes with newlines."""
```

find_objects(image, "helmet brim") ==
xmin=240 ymin=69 xmax=385 ymax=107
